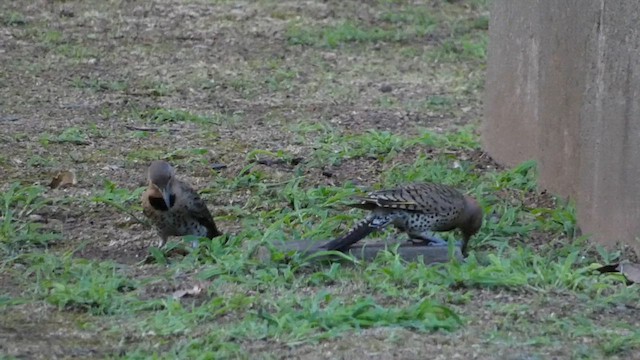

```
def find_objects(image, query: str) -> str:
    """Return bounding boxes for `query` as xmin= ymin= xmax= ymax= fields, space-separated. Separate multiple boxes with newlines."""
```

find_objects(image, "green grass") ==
xmin=0 ymin=184 xmax=60 ymax=256
xmin=4 ymin=101 xmax=639 ymax=360
xmin=91 ymin=180 xmax=147 ymax=225
xmin=55 ymin=44 xmax=98 ymax=59
xmin=71 ymin=77 xmax=130 ymax=92
xmin=287 ymin=22 xmax=403 ymax=48
xmin=285 ymin=3 xmax=443 ymax=48
xmin=3 ymin=11 xmax=26 ymax=26
xmin=430 ymin=33 xmax=488 ymax=63
xmin=2 ymin=0 xmax=639 ymax=358
xmin=39 ymin=127 xmax=90 ymax=145
xmin=139 ymin=79 xmax=175 ymax=96
xmin=133 ymin=108 xmax=237 ymax=125
xmin=23 ymin=252 xmax=138 ymax=315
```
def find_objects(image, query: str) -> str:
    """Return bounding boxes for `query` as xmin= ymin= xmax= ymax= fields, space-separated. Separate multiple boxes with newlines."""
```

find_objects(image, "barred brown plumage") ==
xmin=321 ymin=183 xmax=482 ymax=256
xmin=141 ymin=160 xmax=222 ymax=248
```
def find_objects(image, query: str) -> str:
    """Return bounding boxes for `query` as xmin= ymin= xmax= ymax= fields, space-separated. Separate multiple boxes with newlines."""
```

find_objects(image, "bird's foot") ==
xmin=408 ymin=237 xmax=446 ymax=246
xmin=408 ymin=235 xmax=462 ymax=247
xmin=157 ymin=239 xmax=167 ymax=249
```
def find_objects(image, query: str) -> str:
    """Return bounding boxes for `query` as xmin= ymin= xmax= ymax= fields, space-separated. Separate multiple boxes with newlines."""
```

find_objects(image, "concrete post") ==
xmin=483 ymin=0 xmax=640 ymax=248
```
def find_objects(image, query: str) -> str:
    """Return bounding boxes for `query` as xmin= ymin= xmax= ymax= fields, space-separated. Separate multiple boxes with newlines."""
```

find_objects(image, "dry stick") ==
xmin=124 ymin=125 xmax=181 ymax=133
xmin=124 ymin=125 xmax=159 ymax=132
xmin=97 ymin=198 xmax=151 ymax=227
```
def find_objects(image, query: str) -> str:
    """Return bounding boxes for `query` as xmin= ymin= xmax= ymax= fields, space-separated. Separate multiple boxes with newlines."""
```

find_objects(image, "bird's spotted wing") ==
xmin=177 ymin=181 xmax=222 ymax=238
xmin=349 ymin=183 xmax=465 ymax=214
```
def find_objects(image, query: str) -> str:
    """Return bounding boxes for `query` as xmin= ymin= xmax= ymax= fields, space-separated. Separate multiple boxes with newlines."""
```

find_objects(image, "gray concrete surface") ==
xmin=272 ymin=239 xmax=463 ymax=264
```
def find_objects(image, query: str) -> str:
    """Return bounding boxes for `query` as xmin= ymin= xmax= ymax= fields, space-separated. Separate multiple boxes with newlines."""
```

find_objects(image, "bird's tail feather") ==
xmin=321 ymin=217 xmax=376 ymax=252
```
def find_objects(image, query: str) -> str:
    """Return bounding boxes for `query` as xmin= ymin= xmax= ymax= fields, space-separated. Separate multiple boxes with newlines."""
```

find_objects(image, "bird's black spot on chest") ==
xmin=149 ymin=194 xmax=176 ymax=211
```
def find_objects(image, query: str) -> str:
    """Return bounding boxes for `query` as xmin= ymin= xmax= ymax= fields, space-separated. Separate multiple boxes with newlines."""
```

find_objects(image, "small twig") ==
xmin=255 ymin=158 xmax=285 ymax=166
xmin=124 ymin=125 xmax=159 ymax=132
xmin=253 ymin=156 xmax=305 ymax=167
xmin=264 ymin=176 xmax=307 ymax=188
xmin=0 ymin=116 xmax=20 ymax=122
xmin=96 ymin=198 xmax=150 ymax=227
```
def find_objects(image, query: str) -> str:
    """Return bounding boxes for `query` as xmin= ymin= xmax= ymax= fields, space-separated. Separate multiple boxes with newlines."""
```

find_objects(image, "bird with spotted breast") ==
xmin=141 ymin=160 xmax=222 ymax=248
xmin=320 ymin=183 xmax=483 ymax=256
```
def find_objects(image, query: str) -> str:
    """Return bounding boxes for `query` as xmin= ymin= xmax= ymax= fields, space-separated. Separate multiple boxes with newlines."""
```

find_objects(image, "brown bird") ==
xmin=321 ymin=183 xmax=483 ymax=256
xmin=141 ymin=160 xmax=222 ymax=248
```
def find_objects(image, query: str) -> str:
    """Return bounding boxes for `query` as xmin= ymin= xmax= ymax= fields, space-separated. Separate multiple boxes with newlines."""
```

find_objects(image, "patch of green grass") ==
xmin=56 ymin=44 xmax=98 ymax=59
xmin=402 ymin=95 xmax=456 ymax=113
xmin=250 ymin=294 xmax=461 ymax=342
xmin=265 ymin=68 xmax=297 ymax=92
xmin=601 ymin=330 xmax=640 ymax=356
xmin=377 ymin=95 xmax=397 ymax=108
xmin=458 ymin=0 xmax=491 ymax=11
xmin=286 ymin=6 xmax=443 ymax=49
xmin=25 ymin=27 xmax=98 ymax=59
xmin=413 ymin=127 xmax=481 ymax=149
xmin=40 ymin=127 xmax=90 ymax=146
xmin=139 ymin=79 xmax=174 ymax=96
xmin=379 ymin=6 xmax=438 ymax=35
xmin=31 ymin=29 xmax=64 ymax=45
xmin=311 ymin=129 xmax=409 ymax=165
xmin=223 ymin=74 xmax=260 ymax=99
xmin=21 ymin=253 xmax=137 ymax=315
xmin=126 ymin=147 xmax=212 ymax=167
xmin=430 ymin=33 xmax=488 ymax=63
xmin=424 ymin=95 xmax=454 ymax=111
xmin=26 ymin=154 xmax=58 ymax=168
xmin=4 ymin=127 xmax=639 ymax=358
xmin=126 ymin=148 xmax=166 ymax=164
xmin=0 ymin=184 xmax=60 ymax=255
xmin=286 ymin=22 xmax=401 ymax=48
xmin=450 ymin=15 xmax=490 ymax=36
xmin=135 ymin=108 xmax=228 ymax=125
xmin=71 ymin=78 xmax=129 ymax=92
xmin=91 ymin=180 xmax=146 ymax=224
xmin=3 ymin=11 xmax=26 ymax=26
xmin=12 ymin=132 xmax=30 ymax=142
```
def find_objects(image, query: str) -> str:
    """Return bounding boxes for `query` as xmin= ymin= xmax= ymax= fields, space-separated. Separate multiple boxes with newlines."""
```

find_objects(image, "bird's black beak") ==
xmin=161 ymin=189 xmax=172 ymax=209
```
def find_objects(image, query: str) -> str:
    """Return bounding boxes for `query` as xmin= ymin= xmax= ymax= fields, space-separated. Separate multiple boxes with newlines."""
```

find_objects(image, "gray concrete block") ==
xmin=484 ymin=0 xmax=640 ymax=249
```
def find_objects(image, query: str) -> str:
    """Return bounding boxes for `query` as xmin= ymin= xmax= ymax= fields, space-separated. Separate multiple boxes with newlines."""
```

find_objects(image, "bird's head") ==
xmin=147 ymin=160 xmax=176 ymax=208
xmin=459 ymin=196 xmax=483 ymax=255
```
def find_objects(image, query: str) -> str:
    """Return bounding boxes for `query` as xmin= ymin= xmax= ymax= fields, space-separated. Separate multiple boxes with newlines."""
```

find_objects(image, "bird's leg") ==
xmin=408 ymin=231 xmax=461 ymax=247
xmin=369 ymin=214 xmax=394 ymax=229
xmin=371 ymin=215 xmax=394 ymax=242
xmin=157 ymin=234 xmax=168 ymax=249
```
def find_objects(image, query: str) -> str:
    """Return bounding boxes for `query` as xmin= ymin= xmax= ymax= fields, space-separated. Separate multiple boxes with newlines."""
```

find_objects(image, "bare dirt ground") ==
xmin=1 ymin=0 xmax=487 ymax=265
xmin=1 ymin=1 xmax=639 ymax=359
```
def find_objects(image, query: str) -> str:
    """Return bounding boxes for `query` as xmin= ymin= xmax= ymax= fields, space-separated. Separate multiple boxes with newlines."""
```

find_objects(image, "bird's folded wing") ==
xmin=349 ymin=184 xmax=465 ymax=213
xmin=180 ymin=184 xmax=221 ymax=238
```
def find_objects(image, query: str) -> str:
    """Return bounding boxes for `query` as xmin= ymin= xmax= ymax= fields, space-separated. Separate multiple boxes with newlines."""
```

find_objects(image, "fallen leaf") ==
xmin=49 ymin=170 xmax=77 ymax=189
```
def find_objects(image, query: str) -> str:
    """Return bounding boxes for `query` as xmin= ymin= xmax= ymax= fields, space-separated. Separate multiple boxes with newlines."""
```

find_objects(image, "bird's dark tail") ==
xmin=206 ymin=224 xmax=223 ymax=239
xmin=320 ymin=217 xmax=376 ymax=252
